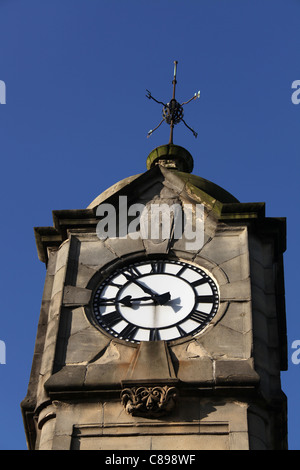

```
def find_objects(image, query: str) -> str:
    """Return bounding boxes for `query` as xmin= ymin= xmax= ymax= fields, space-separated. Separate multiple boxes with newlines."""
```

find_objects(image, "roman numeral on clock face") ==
xmin=119 ymin=323 xmax=139 ymax=340
xmin=100 ymin=310 xmax=122 ymax=328
xmin=149 ymin=329 xmax=160 ymax=341
xmin=150 ymin=261 xmax=164 ymax=273
xmin=195 ymin=295 xmax=214 ymax=303
xmin=95 ymin=298 xmax=114 ymax=307
xmin=190 ymin=310 xmax=209 ymax=323
xmin=176 ymin=265 xmax=187 ymax=277
xmin=191 ymin=277 xmax=210 ymax=288
xmin=109 ymin=281 xmax=123 ymax=288
xmin=123 ymin=266 xmax=141 ymax=279
xmin=176 ymin=324 xmax=188 ymax=338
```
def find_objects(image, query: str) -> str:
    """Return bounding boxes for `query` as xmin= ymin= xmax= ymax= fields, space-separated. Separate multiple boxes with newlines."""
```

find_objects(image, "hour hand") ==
xmin=130 ymin=292 xmax=170 ymax=305
xmin=119 ymin=292 xmax=171 ymax=307
xmin=155 ymin=292 xmax=171 ymax=305
xmin=119 ymin=295 xmax=151 ymax=306
xmin=119 ymin=295 xmax=135 ymax=307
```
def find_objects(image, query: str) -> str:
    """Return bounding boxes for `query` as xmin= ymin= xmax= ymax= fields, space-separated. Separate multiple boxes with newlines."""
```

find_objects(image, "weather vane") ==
xmin=146 ymin=60 xmax=200 ymax=144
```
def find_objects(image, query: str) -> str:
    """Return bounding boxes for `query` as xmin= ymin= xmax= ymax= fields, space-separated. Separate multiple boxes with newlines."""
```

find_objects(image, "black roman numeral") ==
xmin=176 ymin=324 xmax=187 ymax=337
xmin=191 ymin=277 xmax=209 ymax=288
xmin=149 ymin=329 xmax=160 ymax=341
xmin=102 ymin=311 xmax=122 ymax=328
xmin=123 ymin=266 xmax=141 ymax=279
xmin=190 ymin=310 xmax=209 ymax=324
xmin=150 ymin=261 xmax=165 ymax=274
xmin=195 ymin=295 xmax=214 ymax=303
xmin=176 ymin=265 xmax=187 ymax=277
xmin=120 ymin=323 xmax=139 ymax=340
xmin=96 ymin=298 xmax=114 ymax=306
xmin=109 ymin=281 xmax=123 ymax=288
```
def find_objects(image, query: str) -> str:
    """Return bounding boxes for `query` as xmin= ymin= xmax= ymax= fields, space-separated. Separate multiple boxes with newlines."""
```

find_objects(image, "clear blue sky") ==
xmin=0 ymin=0 xmax=299 ymax=450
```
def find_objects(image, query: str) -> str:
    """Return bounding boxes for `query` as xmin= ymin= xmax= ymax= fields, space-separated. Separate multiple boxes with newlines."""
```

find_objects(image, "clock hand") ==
xmin=121 ymin=295 xmax=153 ymax=302
xmin=99 ymin=295 xmax=156 ymax=307
xmin=98 ymin=292 xmax=171 ymax=308
xmin=97 ymin=296 xmax=133 ymax=306
xmin=122 ymin=274 xmax=159 ymax=299
xmin=119 ymin=292 xmax=171 ymax=306
xmin=155 ymin=291 xmax=171 ymax=305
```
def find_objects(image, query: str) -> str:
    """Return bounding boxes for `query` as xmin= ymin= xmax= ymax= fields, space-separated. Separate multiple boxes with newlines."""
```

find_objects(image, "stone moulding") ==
xmin=121 ymin=385 xmax=178 ymax=418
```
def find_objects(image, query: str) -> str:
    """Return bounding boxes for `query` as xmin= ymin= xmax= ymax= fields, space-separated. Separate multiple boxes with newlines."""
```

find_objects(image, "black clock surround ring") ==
xmin=90 ymin=257 xmax=219 ymax=344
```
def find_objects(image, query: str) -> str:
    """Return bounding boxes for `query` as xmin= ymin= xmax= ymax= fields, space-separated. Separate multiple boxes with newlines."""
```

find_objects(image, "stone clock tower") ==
xmin=21 ymin=65 xmax=287 ymax=450
xmin=21 ymin=143 xmax=287 ymax=450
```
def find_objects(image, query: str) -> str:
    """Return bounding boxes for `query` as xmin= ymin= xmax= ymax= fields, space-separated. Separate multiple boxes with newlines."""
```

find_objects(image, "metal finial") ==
xmin=146 ymin=61 xmax=200 ymax=144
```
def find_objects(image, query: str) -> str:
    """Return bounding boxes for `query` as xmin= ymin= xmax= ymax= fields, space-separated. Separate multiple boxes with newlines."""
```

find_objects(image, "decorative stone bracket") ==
xmin=121 ymin=385 xmax=178 ymax=418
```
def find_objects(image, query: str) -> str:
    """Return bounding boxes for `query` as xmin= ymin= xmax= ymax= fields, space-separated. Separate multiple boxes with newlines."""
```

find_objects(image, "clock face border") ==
xmin=88 ymin=256 xmax=220 ymax=345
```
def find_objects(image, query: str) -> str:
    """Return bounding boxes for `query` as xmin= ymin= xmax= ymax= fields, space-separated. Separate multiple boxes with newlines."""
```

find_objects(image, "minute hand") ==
xmin=122 ymin=274 xmax=170 ymax=305
xmin=123 ymin=274 xmax=158 ymax=298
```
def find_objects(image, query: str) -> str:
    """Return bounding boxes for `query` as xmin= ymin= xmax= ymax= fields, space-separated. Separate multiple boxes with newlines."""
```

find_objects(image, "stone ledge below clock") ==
xmin=44 ymin=364 xmax=129 ymax=393
xmin=44 ymin=358 xmax=260 ymax=398
xmin=176 ymin=358 xmax=260 ymax=386
xmin=214 ymin=359 xmax=260 ymax=386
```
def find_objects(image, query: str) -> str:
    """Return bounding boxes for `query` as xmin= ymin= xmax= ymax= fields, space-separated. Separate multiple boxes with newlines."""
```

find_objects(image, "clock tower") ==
xmin=21 ymin=65 xmax=287 ymax=451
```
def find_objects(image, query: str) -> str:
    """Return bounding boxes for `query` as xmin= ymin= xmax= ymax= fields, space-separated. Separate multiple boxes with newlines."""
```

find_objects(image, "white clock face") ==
xmin=92 ymin=259 xmax=219 ymax=343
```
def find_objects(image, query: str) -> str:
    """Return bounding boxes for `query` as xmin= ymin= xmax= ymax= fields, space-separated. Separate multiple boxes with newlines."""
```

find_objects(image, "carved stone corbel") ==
xmin=121 ymin=385 xmax=178 ymax=418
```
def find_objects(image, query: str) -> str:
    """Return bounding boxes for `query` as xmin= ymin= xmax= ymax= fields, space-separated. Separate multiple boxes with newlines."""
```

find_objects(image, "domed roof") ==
xmin=87 ymin=174 xmax=142 ymax=208
xmin=169 ymin=171 xmax=239 ymax=203
xmin=88 ymin=144 xmax=238 ymax=208
xmin=87 ymin=169 xmax=238 ymax=209
xmin=88 ymin=145 xmax=239 ymax=208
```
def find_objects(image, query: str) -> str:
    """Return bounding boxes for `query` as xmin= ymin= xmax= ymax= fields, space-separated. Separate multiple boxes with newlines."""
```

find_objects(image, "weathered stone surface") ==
xmin=63 ymin=286 xmax=92 ymax=306
xmin=22 ymin=156 xmax=287 ymax=450
xmin=220 ymin=278 xmax=251 ymax=301
xmin=104 ymin=234 xmax=145 ymax=258
xmin=123 ymin=341 xmax=176 ymax=384
xmin=176 ymin=357 xmax=214 ymax=384
xmin=35 ymin=397 xmax=252 ymax=450
xmin=215 ymin=359 xmax=259 ymax=385
xmin=75 ymin=264 xmax=98 ymax=288
xmin=78 ymin=238 xmax=116 ymax=267
xmin=199 ymin=229 xmax=248 ymax=265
